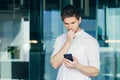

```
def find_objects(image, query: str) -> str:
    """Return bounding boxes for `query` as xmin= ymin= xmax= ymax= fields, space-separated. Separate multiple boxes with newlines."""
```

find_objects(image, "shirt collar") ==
xmin=75 ymin=29 xmax=84 ymax=36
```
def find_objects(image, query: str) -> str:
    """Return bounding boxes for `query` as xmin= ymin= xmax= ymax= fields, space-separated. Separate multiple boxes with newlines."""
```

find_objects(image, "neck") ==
xmin=75 ymin=27 xmax=81 ymax=33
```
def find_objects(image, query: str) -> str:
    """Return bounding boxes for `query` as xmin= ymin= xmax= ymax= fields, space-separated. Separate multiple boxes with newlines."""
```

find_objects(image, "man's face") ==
xmin=63 ymin=16 xmax=81 ymax=32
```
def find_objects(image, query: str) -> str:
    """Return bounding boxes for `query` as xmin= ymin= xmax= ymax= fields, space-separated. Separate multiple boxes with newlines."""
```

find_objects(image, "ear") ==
xmin=79 ymin=17 xmax=81 ymax=24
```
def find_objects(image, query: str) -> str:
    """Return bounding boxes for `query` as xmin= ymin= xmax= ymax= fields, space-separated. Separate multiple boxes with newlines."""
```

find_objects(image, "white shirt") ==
xmin=51 ymin=29 xmax=100 ymax=80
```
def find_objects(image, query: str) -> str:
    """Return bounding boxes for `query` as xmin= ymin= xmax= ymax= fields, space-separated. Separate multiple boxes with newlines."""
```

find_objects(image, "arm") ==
xmin=75 ymin=39 xmax=100 ymax=76
xmin=63 ymin=40 xmax=100 ymax=76
xmin=50 ymin=30 xmax=75 ymax=69
xmin=64 ymin=56 xmax=99 ymax=76
xmin=50 ymin=41 xmax=72 ymax=69
xmin=75 ymin=62 xmax=99 ymax=76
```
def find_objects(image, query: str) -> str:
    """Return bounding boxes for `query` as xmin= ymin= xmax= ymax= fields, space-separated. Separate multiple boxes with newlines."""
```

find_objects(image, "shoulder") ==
xmin=54 ymin=33 xmax=67 ymax=44
xmin=56 ymin=33 xmax=66 ymax=40
xmin=81 ymin=30 xmax=99 ymax=45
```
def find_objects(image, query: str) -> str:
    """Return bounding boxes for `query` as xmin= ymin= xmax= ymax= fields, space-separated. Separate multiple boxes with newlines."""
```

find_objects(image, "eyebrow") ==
xmin=64 ymin=21 xmax=76 ymax=24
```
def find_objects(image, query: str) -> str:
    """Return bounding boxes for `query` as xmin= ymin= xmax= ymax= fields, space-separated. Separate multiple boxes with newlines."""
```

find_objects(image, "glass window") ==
xmin=0 ymin=0 xmax=29 ymax=79
xmin=97 ymin=0 xmax=120 ymax=80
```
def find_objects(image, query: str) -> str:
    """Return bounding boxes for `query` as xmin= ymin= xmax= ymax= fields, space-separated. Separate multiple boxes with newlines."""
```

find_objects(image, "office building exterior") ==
xmin=0 ymin=0 xmax=120 ymax=80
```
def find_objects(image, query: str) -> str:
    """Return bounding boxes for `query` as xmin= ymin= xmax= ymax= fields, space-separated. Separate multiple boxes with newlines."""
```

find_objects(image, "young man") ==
xmin=50 ymin=5 xmax=100 ymax=80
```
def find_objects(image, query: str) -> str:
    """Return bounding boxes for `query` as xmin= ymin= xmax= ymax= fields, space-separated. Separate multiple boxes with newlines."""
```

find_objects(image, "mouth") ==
xmin=68 ymin=29 xmax=73 ymax=32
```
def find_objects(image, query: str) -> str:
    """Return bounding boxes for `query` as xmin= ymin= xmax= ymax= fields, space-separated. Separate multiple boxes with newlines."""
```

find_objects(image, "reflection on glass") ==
xmin=97 ymin=6 xmax=120 ymax=80
xmin=44 ymin=10 xmax=64 ymax=80
xmin=7 ymin=46 xmax=20 ymax=59
xmin=0 ymin=0 xmax=29 ymax=79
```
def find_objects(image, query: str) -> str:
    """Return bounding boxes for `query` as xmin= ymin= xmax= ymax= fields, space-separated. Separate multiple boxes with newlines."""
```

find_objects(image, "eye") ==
xmin=64 ymin=23 xmax=68 ymax=25
xmin=71 ymin=22 xmax=75 ymax=24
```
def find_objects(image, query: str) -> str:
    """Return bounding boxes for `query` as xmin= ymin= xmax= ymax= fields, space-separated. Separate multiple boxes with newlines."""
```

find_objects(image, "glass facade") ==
xmin=97 ymin=1 xmax=120 ymax=79
xmin=0 ymin=0 xmax=29 ymax=79
xmin=97 ymin=0 xmax=120 ymax=79
xmin=0 ymin=0 xmax=120 ymax=80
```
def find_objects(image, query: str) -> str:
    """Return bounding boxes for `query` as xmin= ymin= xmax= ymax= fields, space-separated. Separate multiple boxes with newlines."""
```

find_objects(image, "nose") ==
xmin=68 ymin=24 xmax=72 ymax=30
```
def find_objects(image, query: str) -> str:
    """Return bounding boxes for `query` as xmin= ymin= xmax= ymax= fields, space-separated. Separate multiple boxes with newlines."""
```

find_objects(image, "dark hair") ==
xmin=61 ymin=5 xmax=80 ymax=21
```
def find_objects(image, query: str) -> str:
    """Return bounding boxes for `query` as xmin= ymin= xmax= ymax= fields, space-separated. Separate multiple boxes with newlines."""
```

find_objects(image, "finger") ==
xmin=64 ymin=62 xmax=73 ymax=68
xmin=64 ymin=59 xmax=73 ymax=68
xmin=64 ymin=58 xmax=72 ymax=63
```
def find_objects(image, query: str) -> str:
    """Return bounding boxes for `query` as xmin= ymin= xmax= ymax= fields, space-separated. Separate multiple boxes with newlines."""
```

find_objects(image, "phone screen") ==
xmin=64 ymin=54 xmax=73 ymax=61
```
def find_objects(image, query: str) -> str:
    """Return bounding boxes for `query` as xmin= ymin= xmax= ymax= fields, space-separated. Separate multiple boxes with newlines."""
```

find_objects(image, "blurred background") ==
xmin=0 ymin=0 xmax=120 ymax=80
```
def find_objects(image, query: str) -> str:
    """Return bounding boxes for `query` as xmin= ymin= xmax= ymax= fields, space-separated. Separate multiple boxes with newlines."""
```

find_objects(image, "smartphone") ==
xmin=64 ymin=54 xmax=73 ymax=61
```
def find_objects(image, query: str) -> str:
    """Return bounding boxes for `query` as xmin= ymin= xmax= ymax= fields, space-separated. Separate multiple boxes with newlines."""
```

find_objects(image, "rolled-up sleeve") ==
xmin=51 ymin=37 xmax=61 ymax=58
xmin=86 ymin=39 xmax=100 ymax=70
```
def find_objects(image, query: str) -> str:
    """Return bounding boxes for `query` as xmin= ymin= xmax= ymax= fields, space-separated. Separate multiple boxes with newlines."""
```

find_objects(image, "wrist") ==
xmin=76 ymin=63 xmax=80 ymax=70
xmin=66 ymin=39 xmax=73 ymax=43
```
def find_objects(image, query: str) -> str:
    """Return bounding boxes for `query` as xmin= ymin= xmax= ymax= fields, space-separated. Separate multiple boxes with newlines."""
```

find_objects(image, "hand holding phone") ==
xmin=64 ymin=54 xmax=73 ymax=61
